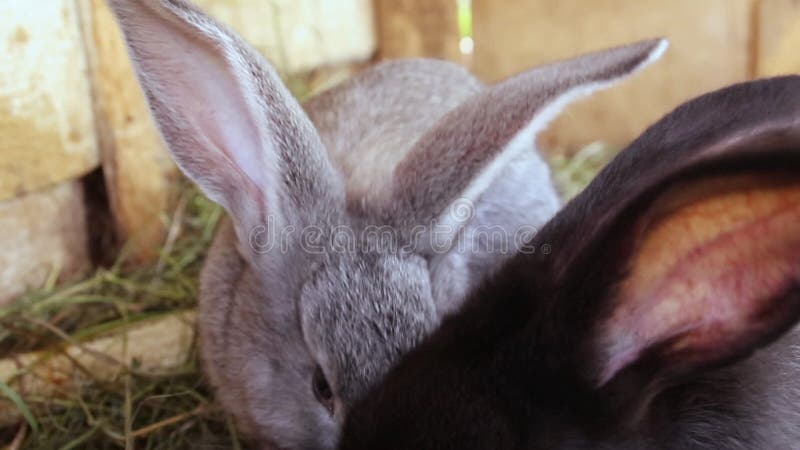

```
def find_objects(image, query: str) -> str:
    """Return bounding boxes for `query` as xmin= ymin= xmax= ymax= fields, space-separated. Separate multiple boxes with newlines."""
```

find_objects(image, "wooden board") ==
xmin=0 ymin=181 xmax=90 ymax=305
xmin=80 ymin=0 xmax=179 ymax=264
xmin=756 ymin=0 xmax=800 ymax=76
xmin=374 ymin=0 xmax=461 ymax=60
xmin=0 ymin=0 xmax=99 ymax=201
xmin=194 ymin=0 xmax=377 ymax=73
xmin=472 ymin=0 xmax=753 ymax=152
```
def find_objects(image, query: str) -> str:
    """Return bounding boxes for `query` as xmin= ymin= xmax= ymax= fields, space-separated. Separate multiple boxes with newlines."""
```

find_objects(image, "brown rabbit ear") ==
xmin=540 ymin=76 xmax=800 ymax=391
xmin=384 ymin=39 xmax=668 ymax=253
xmin=109 ymin=0 xmax=344 ymax=256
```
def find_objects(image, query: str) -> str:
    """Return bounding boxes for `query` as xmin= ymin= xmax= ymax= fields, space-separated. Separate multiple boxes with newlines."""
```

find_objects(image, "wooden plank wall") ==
xmin=0 ymin=181 xmax=90 ymax=304
xmin=472 ymin=0 xmax=754 ymax=153
xmin=756 ymin=0 xmax=800 ymax=77
xmin=193 ymin=0 xmax=376 ymax=73
xmin=0 ymin=0 xmax=99 ymax=304
xmin=374 ymin=0 xmax=461 ymax=60
xmin=0 ymin=0 xmax=99 ymax=201
xmin=371 ymin=0 xmax=800 ymax=152
xmin=82 ymin=0 xmax=181 ymax=264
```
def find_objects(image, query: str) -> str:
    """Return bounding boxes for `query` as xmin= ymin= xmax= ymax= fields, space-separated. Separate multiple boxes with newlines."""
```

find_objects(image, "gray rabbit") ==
xmin=109 ymin=0 xmax=666 ymax=448
xmin=340 ymin=75 xmax=800 ymax=449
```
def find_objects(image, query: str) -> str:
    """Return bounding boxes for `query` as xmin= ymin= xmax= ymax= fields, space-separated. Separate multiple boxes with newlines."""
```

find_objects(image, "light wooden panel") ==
xmin=472 ymin=0 xmax=753 ymax=152
xmin=0 ymin=181 xmax=90 ymax=305
xmin=81 ymin=0 xmax=179 ymax=264
xmin=194 ymin=0 xmax=377 ymax=72
xmin=757 ymin=0 xmax=800 ymax=76
xmin=374 ymin=0 xmax=461 ymax=60
xmin=0 ymin=0 xmax=99 ymax=201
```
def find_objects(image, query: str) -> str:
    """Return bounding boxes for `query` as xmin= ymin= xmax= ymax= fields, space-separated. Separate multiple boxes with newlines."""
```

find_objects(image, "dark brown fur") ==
xmin=340 ymin=76 xmax=800 ymax=450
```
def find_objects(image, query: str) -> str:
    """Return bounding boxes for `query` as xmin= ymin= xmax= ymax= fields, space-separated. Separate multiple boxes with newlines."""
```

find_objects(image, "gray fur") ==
xmin=581 ymin=326 xmax=800 ymax=450
xmin=109 ymin=1 xmax=665 ymax=448
xmin=304 ymin=58 xmax=484 ymax=206
xmin=665 ymin=333 xmax=800 ymax=449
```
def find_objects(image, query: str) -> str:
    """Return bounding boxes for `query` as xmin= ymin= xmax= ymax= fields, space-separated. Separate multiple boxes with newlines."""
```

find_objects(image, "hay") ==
xmin=0 ymin=183 xmax=238 ymax=450
xmin=550 ymin=142 xmax=617 ymax=201
xmin=0 ymin=143 xmax=615 ymax=449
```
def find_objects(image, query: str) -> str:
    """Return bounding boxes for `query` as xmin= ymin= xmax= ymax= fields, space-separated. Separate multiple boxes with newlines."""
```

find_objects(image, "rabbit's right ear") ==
xmin=386 ymin=39 xmax=667 ymax=258
xmin=109 ymin=0 xmax=343 ymax=254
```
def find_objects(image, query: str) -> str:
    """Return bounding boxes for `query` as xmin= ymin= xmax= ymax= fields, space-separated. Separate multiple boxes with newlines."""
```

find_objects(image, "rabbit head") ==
xmin=110 ymin=0 xmax=666 ymax=448
xmin=340 ymin=76 xmax=800 ymax=450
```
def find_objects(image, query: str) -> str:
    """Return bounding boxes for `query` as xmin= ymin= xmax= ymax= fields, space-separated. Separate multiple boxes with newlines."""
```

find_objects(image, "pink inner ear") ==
xmin=122 ymin=0 xmax=269 ymax=190
xmin=597 ymin=175 xmax=800 ymax=385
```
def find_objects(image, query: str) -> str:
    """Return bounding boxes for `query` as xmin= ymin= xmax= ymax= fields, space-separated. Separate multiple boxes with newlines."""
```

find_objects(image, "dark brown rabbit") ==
xmin=340 ymin=76 xmax=800 ymax=450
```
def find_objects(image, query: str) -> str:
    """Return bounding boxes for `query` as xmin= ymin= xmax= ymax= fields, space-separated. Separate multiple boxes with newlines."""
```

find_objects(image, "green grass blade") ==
xmin=0 ymin=380 xmax=39 ymax=433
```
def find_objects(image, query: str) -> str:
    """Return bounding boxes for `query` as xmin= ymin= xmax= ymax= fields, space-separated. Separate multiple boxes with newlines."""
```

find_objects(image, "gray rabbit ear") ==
xmin=109 ymin=0 xmax=344 ymax=255
xmin=534 ymin=76 xmax=800 ymax=393
xmin=387 ymin=39 xmax=668 ymax=257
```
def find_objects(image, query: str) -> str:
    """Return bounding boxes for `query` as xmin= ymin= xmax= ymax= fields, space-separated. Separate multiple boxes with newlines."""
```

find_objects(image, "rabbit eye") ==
xmin=312 ymin=365 xmax=334 ymax=415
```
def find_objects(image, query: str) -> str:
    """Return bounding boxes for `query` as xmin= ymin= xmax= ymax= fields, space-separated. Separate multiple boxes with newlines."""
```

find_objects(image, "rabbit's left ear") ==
xmin=542 ymin=76 xmax=800 ymax=390
xmin=109 ymin=0 xmax=344 ymax=258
